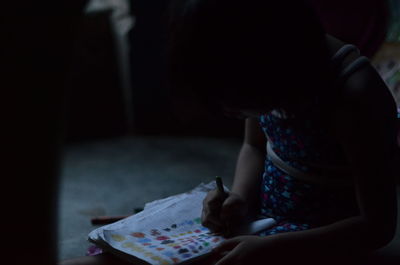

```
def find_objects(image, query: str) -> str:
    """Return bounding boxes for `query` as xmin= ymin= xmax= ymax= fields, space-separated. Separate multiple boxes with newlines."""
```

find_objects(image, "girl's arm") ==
xmin=213 ymin=65 xmax=398 ymax=265
xmin=267 ymin=65 xmax=398 ymax=258
xmin=231 ymin=117 xmax=266 ymax=211
xmin=202 ymin=117 xmax=266 ymax=231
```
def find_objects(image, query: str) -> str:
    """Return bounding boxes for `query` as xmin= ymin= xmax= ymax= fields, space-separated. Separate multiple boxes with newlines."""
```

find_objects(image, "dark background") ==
xmin=63 ymin=0 xmax=393 ymax=143
xmin=3 ymin=1 xmax=399 ymax=264
xmin=64 ymin=0 xmax=244 ymax=142
xmin=3 ymin=2 xmax=88 ymax=264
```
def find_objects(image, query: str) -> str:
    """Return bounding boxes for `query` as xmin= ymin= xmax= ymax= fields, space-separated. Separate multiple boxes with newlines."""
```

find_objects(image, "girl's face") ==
xmin=218 ymin=87 xmax=277 ymax=119
xmin=221 ymin=105 xmax=267 ymax=119
xmin=217 ymin=87 xmax=276 ymax=119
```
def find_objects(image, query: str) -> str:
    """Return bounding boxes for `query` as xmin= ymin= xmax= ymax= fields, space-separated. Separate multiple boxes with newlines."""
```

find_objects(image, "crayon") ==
xmin=215 ymin=176 xmax=230 ymax=236
xmin=215 ymin=176 xmax=226 ymax=196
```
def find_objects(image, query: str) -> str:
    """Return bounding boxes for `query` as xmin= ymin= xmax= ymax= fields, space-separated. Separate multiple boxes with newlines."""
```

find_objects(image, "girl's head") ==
xmin=166 ymin=0 xmax=334 ymax=116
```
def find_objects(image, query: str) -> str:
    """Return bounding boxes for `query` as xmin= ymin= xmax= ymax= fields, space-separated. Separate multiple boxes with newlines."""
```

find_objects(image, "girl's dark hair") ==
xmin=166 ymin=0 xmax=336 ymax=115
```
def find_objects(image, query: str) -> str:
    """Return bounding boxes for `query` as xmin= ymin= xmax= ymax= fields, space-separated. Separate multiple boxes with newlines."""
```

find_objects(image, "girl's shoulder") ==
xmin=331 ymin=57 xmax=397 ymax=148
xmin=336 ymin=53 xmax=393 ymax=113
xmin=326 ymin=34 xmax=360 ymax=69
xmin=326 ymin=35 xmax=398 ymax=156
xmin=326 ymin=34 xmax=394 ymax=115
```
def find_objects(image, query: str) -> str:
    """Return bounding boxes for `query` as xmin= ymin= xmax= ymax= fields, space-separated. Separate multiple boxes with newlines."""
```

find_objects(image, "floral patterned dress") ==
xmin=257 ymin=43 xmax=372 ymax=235
xmin=257 ymin=109 xmax=359 ymax=236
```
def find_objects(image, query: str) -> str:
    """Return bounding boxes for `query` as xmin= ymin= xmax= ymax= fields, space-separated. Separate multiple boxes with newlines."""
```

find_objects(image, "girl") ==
xmin=60 ymin=0 xmax=398 ymax=264
xmin=168 ymin=0 xmax=398 ymax=264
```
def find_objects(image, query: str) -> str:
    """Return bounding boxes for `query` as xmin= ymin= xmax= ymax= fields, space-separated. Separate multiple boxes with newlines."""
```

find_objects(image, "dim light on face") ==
xmin=221 ymin=105 xmax=267 ymax=119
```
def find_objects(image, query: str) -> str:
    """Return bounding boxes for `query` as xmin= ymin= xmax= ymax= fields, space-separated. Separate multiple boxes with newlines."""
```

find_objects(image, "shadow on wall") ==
xmin=63 ymin=0 xmax=398 ymax=142
xmin=64 ymin=8 xmax=127 ymax=142
xmin=63 ymin=0 xmax=244 ymax=142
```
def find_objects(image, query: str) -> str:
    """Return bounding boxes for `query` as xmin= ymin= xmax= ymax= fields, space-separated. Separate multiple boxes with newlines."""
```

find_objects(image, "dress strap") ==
xmin=266 ymin=141 xmax=353 ymax=187
xmin=336 ymin=56 xmax=370 ymax=85
xmin=330 ymin=44 xmax=360 ymax=67
xmin=330 ymin=43 xmax=371 ymax=87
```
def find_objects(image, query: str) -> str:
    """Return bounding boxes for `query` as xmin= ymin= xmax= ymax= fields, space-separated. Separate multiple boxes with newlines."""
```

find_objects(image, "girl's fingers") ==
xmin=220 ymin=194 xmax=247 ymax=221
xmin=205 ymin=192 xmax=227 ymax=210
xmin=201 ymin=209 xmax=223 ymax=232
xmin=213 ymin=238 xmax=248 ymax=265
xmin=220 ymin=198 xmax=235 ymax=221
xmin=212 ymin=238 xmax=241 ymax=254
xmin=214 ymin=248 xmax=238 ymax=265
xmin=202 ymin=218 xmax=223 ymax=232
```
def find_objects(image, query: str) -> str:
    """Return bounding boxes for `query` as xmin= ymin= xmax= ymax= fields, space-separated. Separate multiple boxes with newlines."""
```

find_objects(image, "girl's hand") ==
xmin=212 ymin=236 xmax=278 ymax=265
xmin=201 ymin=190 xmax=248 ymax=234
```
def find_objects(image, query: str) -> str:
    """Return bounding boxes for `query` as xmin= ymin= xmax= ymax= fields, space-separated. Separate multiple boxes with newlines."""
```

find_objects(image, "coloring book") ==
xmin=88 ymin=182 xmax=276 ymax=265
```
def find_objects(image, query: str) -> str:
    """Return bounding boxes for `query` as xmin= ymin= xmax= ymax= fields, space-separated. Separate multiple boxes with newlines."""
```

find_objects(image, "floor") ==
xmin=57 ymin=135 xmax=400 ymax=263
xmin=57 ymin=135 xmax=241 ymax=260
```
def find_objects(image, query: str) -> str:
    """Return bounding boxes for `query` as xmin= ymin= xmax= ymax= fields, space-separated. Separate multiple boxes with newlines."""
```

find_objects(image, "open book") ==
xmin=88 ymin=182 xmax=276 ymax=265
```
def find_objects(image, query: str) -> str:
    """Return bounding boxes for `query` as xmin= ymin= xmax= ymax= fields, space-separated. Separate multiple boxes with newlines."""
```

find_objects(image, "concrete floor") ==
xmin=57 ymin=135 xmax=241 ymax=260
xmin=57 ymin=135 xmax=400 ymax=263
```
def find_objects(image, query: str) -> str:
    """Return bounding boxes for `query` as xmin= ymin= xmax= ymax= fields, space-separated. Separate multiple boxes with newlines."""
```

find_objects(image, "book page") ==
xmin=103 ymin=186 xmax=222 ymax=264
xmin=90 ymin=181 xmax=276 ymax=264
